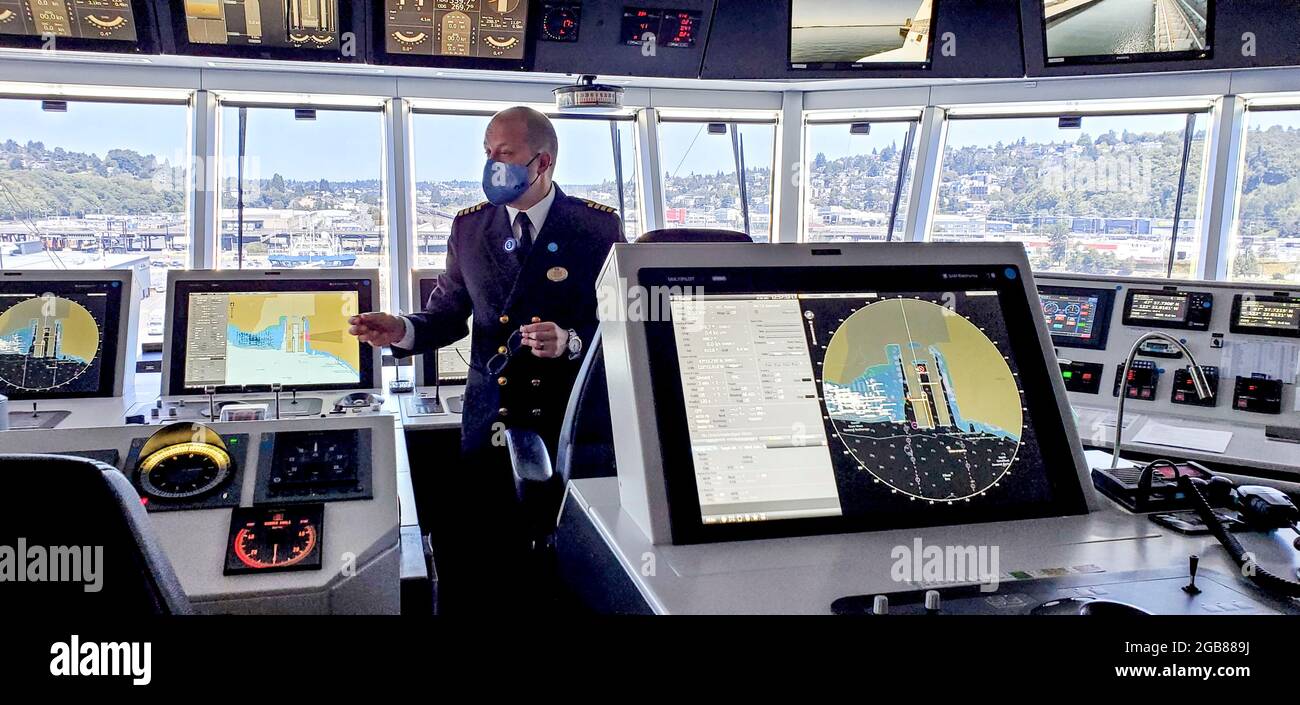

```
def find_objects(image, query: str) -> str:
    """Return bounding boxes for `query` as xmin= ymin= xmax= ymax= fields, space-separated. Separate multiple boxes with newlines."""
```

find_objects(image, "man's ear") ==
xmin=539 ymin=152 xmax=554 ymax=175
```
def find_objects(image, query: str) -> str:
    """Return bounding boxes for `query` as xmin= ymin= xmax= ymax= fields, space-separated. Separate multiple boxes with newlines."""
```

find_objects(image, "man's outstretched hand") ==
xmin=349 ymin=312 xmax=407 ymax=348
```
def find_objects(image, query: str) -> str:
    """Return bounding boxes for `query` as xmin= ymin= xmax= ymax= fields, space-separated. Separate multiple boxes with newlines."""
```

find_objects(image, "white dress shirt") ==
xmin=395 ymin=185 xmax=556 ymax=350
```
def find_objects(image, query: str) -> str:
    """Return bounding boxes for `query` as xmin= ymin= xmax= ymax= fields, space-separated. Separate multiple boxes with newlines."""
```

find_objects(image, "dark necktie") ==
xmin=514 ymin=211 xmax=533 ymax=260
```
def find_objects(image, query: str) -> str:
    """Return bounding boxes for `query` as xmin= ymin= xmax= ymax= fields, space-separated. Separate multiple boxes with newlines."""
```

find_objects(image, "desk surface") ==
xmin=1072 ymin=402 xmax=1300 ymax=477
xmin=563 ymin=451 xmax=1300 ymax=615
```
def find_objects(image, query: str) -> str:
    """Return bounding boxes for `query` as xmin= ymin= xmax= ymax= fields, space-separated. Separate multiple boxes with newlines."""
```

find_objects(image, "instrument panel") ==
xmin=0 ymin=415 xmax=399 ymax=614
xmin=0 ymin=0 xmax=138 ymax=41
xmin=383 ymin=0 xmax=528 ymax=59
xmin=224 ymin=504 xmax=324 ymax=575
xmin=255 ymin=427 xmax=372 ymax=504
xmin=126 ymin=423 xmax=247 ymax=512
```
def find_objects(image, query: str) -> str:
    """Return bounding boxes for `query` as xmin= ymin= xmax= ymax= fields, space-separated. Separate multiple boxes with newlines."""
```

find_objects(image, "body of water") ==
xmin=1047 ymin=0 xmax=1209 ymax=58
xmin=791 ymin=25 xmax=907 ymax=63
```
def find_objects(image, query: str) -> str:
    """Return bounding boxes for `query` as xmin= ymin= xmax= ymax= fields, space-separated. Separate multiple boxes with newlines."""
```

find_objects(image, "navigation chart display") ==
xmin=182 ymin=290 xmax=361 ymax=389
xmin=182 ymin=0 xmax=339 ymax=49
xmin=383 ymin=0 xmax=528 ymax=60
xmin=0 ymin=280 xmax=122 ymax=399
xmin=0 ymin=0 xmax=139 ymax=41
xmin=653 ymin=270 xmax=1083 ymax=540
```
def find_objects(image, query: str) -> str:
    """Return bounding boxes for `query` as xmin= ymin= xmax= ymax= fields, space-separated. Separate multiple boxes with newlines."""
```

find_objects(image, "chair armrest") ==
xmin=505 ymin=428 xmax=554 ymax=483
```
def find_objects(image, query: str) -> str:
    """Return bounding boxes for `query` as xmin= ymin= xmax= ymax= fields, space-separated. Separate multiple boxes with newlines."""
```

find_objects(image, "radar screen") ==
xmin=384 ymin=0 xmax=528 ymax=59
xmin=645 ymin=265 xmax=1088 ymax=543
xmin=0 ymin=280 xmax=122 ymax=400
xmin=183 ymin=0 xmax=339 ymax=49
xmin=182 ymin=290 xmax=361 ymax=390
xmin=0 ymin=0 xmax=138 ymax=41
xmin=224 ymin=504 xmax=324 ymax=575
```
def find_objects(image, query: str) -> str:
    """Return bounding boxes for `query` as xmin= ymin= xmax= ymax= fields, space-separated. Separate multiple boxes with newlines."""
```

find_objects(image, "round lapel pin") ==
xmin=547 ymin=266 xmax=569 ymax=282
xmin=503 ymin=238 xmax=517 ymax=253
xmin=547 ymin=242 xmax=558 ymax=253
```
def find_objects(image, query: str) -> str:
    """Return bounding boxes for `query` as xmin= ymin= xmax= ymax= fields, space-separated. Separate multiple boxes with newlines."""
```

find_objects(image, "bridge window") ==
xmin=658 ymin=115 xmax=777 ymax=243
xmin=411 ymin=110 xmax=640 ymax=269
xmin=0 ymin=97 xmax=189 ymax=346
xmin=217 ymin=104 xmax=390 ymax=304
xmin=1229 ymin=107 xmax=1300 ymax=284
xmin=933 ymin=110 xmax=1210 ymax=278
xmin=803 ymin=117 xmax=919 ymax=242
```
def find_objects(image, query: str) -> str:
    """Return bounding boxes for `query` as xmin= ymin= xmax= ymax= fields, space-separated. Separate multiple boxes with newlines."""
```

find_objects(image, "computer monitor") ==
xmin=1036 ymin=284 xmax=1115 ymax=350
xmin=789 ymin=0 xmax=938 ymax=69
xmin=163 ymin=0 xmax=363 ymax=62
xmin=1040 ymin=0 xmax=1212 ymax=66
xmin=372 ymin=0 xmax=532 ymax=70
xmin=0 ymin=269 xmax=137 ymax=400
xmin=410 ymin=270 xmax=471 ymax=387
xmin=0 ymin=0 xmax=157 ymax=54
xmin=601 ymin=243 xmax=1092 ymax=544
xmin=162 ymin=269 xmax=380 ymax=396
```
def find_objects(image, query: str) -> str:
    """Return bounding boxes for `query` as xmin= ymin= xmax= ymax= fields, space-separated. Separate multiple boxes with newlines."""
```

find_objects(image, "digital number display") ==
xmin=1231 ymin=295 xmax=1300 ymax=337
xmin=1127 ymin=293 xmax=1188 ymax=322
xmin=621 ymin=6 xmax=701 ymax=48
xmin=0 ymin=0 xmax=137 ymax=41
xmin=385 ymin=0 xmax=529 ymax=59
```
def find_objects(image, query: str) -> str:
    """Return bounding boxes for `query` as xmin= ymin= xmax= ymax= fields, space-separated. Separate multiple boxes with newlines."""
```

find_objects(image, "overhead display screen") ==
xmin=621 ymin=7 xmax=701 ymax=48
xmin=643 ymin=266 xmax=1088 ymax=543
xmin=1042 ymin=0 xmax=1212 ymax=65
xmin=1037 ymin=285 xmax=1114 ymax=350
xmin=183 ymin=0 xmax=339 ymax=49
xmin=1231 ymin=294 xmax=1300 ymax=338
xmin=383 ymin=0 xmax=528 ymax=60
xmin=0 ymin=280 xmax=123 ymax=400
xmin=0 ymin=0 xmax=138 ymax=41
xmin=789 ymin=0 xmax=936 ymax=69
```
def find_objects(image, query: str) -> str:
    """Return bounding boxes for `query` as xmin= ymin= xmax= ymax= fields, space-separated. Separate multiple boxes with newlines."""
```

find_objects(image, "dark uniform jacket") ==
xmin=399 ymin=186 xmax=624 ymax=454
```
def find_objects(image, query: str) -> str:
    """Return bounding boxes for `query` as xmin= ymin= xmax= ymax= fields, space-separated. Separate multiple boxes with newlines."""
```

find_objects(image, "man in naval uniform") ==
xmin=348 ymin=106 xmax=623 ymax=611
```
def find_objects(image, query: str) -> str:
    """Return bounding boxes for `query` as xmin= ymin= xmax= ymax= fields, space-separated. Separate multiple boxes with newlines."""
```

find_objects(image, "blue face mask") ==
xmin=482 ymin=153 xmax=541 ymax=206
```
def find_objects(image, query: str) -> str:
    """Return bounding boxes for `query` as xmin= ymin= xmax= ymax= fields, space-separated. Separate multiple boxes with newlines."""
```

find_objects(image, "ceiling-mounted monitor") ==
xmin=789 ymin=0 xmax=937 ymax=70
xmin=163 ymin=0 xmax=362 ymax=62
xmin=0 ymin=0 xmax=157 ymax=53
xmin=372 ymin=0 xmax=532 ymax=70
xmin=1041 ymin=0 xmax=1212 ymax=66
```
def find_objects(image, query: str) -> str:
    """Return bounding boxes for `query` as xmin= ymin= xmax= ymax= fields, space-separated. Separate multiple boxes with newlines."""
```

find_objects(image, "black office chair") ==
xmin=0 ymin=454 xmax=192 ymax=615
xmin=506 ymin=228 xmax=754 ymax=541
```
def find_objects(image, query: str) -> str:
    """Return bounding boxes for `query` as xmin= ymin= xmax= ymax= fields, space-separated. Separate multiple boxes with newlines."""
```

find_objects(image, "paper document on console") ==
xmin=1130 ymin=421 xmax=1233 ymax=454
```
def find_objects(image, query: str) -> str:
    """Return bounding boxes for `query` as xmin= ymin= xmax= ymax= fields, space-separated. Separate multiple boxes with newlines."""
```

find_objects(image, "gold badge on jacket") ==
xmin=546 ymin=266 xmax=569 ymax=282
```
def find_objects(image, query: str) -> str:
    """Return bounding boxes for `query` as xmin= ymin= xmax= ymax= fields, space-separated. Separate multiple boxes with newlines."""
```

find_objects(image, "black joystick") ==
xmin=1182 ymin=554 xmax=1202 ymax=595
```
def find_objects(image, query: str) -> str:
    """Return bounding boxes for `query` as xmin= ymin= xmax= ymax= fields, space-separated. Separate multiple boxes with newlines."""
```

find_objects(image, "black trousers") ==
xmin=434 ymin=443 xmax=554 ymax=615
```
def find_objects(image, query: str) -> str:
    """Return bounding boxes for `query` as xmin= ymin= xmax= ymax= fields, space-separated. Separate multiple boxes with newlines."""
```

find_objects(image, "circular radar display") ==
xmin=820 ymin=297 xmax=1024 ymax=502
xmin=0 ymin=295 xmax=101 ymax=392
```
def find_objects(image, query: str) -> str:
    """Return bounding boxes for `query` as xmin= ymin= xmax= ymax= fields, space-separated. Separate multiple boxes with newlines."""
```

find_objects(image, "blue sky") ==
xmin=0 ymin=99 xmax=187 ymax=161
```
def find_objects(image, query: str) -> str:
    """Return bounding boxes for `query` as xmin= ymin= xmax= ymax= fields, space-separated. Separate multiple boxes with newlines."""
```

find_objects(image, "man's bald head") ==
xmin=488 ymin=106 xmax=559 ymax=166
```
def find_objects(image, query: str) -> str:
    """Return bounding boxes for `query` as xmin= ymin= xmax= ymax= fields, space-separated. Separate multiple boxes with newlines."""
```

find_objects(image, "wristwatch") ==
xmin=566 ymin=328 xmax=583 ymax=360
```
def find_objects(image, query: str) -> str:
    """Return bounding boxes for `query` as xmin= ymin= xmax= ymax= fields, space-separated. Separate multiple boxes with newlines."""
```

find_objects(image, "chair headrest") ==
xmin=635 ymin=228 xmax=754 ymax=244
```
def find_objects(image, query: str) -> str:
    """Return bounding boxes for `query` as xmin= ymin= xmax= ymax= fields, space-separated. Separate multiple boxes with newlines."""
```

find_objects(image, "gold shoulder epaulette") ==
xmin=581 ymin=198 xmax=617 ymax=214
xmin=457 ymin=202 xmax=489 ymax=217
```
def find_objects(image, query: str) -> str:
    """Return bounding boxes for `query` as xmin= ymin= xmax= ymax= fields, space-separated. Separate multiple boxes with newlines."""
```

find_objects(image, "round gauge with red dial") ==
xmin=540 ymin=3 xmax=581 ymax=42
xmin=224 ymin=505 xmax=324 ymax=575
